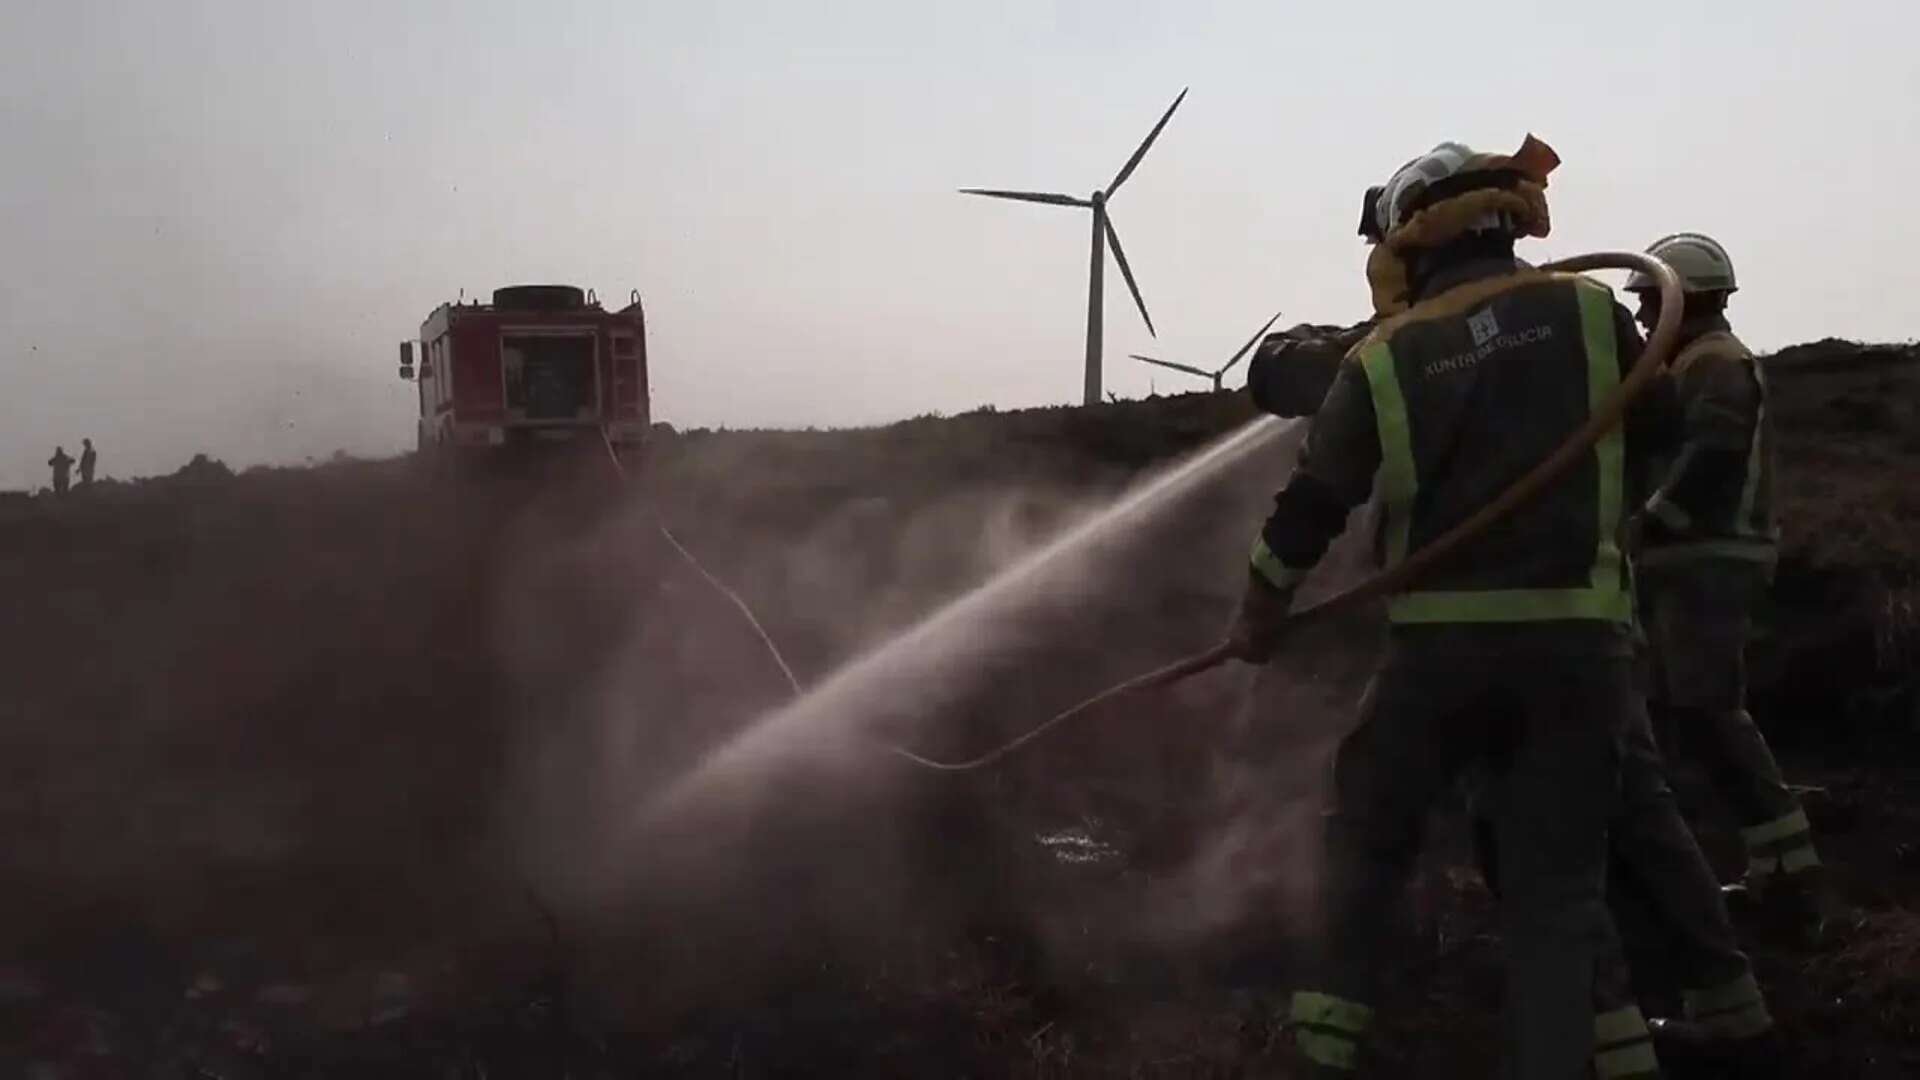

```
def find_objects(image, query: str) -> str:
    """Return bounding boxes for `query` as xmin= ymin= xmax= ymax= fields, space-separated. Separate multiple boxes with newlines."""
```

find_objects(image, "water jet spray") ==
xmin=642 ymin=415 xmax=1298 ymax=822
xmin=892 ymin=251 xmax=1686 ymax=771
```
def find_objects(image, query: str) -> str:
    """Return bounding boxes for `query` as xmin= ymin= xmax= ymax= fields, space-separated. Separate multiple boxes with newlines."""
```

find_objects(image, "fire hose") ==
xmin=598 ymin=428 xmax=805 ymax=698
xmin=889 ymin=251 xmax=1685 ymax=772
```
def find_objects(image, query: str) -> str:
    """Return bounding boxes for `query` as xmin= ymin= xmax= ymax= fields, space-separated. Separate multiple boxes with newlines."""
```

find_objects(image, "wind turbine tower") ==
xmin=961 ymin=88 xmax=1188 ymax=406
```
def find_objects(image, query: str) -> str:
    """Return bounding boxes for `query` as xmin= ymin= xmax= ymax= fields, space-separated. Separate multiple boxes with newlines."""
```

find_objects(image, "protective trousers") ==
xmin=1642 ymin=560 xmax=1816 ymax=882
xmin=1292 ymin=645 xmax=1656 ymax=1080
xmin=1609 ymin=699 xmax=1772 ymax=1036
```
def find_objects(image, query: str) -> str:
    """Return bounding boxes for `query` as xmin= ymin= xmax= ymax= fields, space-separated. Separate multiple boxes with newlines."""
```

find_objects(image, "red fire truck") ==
xmin=399 ymin=284 xmax=649 ymax=457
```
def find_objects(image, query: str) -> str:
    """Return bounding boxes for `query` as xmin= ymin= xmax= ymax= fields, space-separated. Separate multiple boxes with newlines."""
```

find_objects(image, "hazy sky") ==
xmin=3 ymin=1 xmax=1914 ymax=488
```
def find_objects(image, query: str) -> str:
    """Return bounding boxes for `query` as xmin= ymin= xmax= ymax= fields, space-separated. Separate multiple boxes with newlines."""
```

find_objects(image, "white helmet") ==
xmin=1375 ymin=142 xmax=1492 ymax=238
xmin=1626 ymin=232 xmax=1737 ymax=294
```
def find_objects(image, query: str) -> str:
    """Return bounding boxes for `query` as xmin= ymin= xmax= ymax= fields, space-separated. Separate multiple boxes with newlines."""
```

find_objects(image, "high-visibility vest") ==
xmin=1354 ymin=269 xmax=1633 ymax=625
xmin=1639 ymin=330 xmax=1778 ymax=569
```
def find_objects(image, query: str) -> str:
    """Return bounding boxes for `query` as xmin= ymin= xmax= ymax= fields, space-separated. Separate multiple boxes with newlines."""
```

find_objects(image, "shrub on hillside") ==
xmin=173 ymin=453 xmax=235 ymax=482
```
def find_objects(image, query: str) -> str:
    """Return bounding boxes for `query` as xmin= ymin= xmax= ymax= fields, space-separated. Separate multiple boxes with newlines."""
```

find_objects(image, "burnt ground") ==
xmin=2 ymin=340 xmax=1918 ymax=1077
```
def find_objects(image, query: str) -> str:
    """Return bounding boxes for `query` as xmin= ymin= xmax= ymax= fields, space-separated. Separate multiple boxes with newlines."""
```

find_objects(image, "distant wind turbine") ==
xmin=1132 ymin=309 xmax=1285 ymax=393
xmin=961 ymin=88 xmax=1188 ymax=406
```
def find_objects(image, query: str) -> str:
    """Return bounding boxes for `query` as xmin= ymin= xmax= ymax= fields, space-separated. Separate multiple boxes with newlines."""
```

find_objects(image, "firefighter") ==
xmin=1341 ymin=206 xmax=1775 ymax=1064
xmin=47 ymin=445 xmax=74 ymax=495
xmin=1230 ymin=137 xmax=1671 ymax=1079
xmin=78 ymin=438 xmax=97 ymax=487
xmin=1610 ymin=693 xmax=1778 ymax=1063
xmin=1470 ymin=645 xmax=1776 ymax=1068
xmin=1623 ymin=234 xmax=1845 ymax=944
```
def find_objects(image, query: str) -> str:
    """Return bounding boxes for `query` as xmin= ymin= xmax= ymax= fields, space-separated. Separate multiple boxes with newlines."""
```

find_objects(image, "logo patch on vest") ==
xmin=1468 ymin=307 xmax=1500 ymax=346
xmin=1425 ymin=316 xmax=1556 ymax=378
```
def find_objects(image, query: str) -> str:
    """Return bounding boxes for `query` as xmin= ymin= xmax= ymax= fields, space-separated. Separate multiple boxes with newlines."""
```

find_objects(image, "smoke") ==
xmin=487 ymin=414 xmax=1394 ymax=1015
xmin=0 ymin=408 xmax=1388 ymax=1031
xmin=648 ymin=419 xmax=1290 ymax=795
xmin=476 ymin=469 xmax=1121 ymax=1010
xmin=494 ymin=469 xmax=1121 ymax=921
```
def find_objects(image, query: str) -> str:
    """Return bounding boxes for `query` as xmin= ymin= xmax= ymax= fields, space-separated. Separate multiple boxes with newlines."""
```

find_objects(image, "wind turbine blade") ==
xmin=1216 ymin=309 xmax=1286 ymax=377
xmin=1102 ymin=214 xmax=1155 ymax=337
xmin=1107 ymin=87 xmax=1188 ymax=195
xmin=1132 ymin=355 xmax=1212 ymax=379
xmin=958 ymin=188 xmax=1092 ymax=207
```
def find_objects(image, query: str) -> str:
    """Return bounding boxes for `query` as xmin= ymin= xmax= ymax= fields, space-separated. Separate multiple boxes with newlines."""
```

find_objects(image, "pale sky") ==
xmin=2 ymin=0 xmax=1914 ymax=489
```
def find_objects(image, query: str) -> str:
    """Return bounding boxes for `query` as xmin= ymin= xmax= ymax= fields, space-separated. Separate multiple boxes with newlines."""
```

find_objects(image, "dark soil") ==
xmin=2 ymin=341 xmax=1916 ymax=1077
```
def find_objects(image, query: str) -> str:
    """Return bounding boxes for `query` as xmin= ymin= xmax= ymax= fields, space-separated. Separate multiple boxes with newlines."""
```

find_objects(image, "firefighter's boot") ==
xmin=1648 ymin=1017 xmax=1782 ymax=1077
xmin=1724 ymin=867 xmax=1856 ymax=947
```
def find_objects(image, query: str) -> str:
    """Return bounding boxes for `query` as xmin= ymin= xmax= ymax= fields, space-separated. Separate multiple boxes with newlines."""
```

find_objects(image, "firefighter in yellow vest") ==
xmin=1230 ymin=138 xmax=1668 ymax=1079
xmin=1624 ymin=234 xmax=1845 ymax=945
xmin=1350 ymin=205 xmax=1775 ymax=1065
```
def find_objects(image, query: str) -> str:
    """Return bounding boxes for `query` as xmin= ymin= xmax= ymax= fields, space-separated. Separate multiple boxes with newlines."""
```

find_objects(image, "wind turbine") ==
xmin=1131 ymin=309 xmax=1284 ymax=393
xmin=961 ymin=88 xmax=1188 ymax=406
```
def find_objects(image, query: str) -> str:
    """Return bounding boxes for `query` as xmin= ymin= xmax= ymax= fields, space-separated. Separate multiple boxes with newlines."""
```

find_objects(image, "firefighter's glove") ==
xmin=1227 ymin=572 xmax=1296 ymax=664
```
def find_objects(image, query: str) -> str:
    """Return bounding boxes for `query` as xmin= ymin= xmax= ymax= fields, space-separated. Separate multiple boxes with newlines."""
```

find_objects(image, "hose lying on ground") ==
xmin=891 ymin=251 xmax=1685 ymax=772
xmin=599 ymin=428 xmax=804 ymax=699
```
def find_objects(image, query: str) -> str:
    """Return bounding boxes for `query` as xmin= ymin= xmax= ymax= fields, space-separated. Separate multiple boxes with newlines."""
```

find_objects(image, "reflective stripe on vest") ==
xmin=1290 ymin=990 xmax=1375 ymax=1033
xmin=1289 ymin=991 xmax=1372 ymax=1072
xmin=1295 ymin=1029 xmax=1360 ymax=1070
xmin=1664 ymin=330 xmax=1779 ymax=552
xmin=1683 ymin=972 xmax=1774 ymax=1039
xmin=1250 ymin=535 xmax=1308 ymax=591
xmin=1594 ymin=1005 xmax=1660 ymax=1079
xmin=1738 ymin=806 xmax=1812 ymax=850
xmin=1358 ymin=278 xmax=1631 ymax=624
xmin=1740 ymin=806 xmax=1821 ymax=878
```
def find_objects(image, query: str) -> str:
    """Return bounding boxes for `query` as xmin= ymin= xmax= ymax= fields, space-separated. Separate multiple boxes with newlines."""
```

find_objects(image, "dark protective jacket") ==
xmin=1639 ymin=316 xmax=1777 ymax=568
xmin=1246 ymin=321 xmax=1376 ymax=418
xmin=1248 ymin=257 xmax=1676 ymax=631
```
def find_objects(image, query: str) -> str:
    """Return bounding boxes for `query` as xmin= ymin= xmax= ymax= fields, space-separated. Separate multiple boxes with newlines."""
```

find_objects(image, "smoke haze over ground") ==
xmin=4 ymin=355 xmax=1920 ymax=1073
xmin=510 ymin=414 xmax=1367 ymax=987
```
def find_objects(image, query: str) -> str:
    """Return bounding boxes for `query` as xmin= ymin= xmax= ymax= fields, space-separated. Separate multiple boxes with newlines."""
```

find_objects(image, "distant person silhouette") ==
xmin=48 ymin=446 xmax=73 ymax=495
xmin=79 ymin=438 xmax=97 ymax=487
